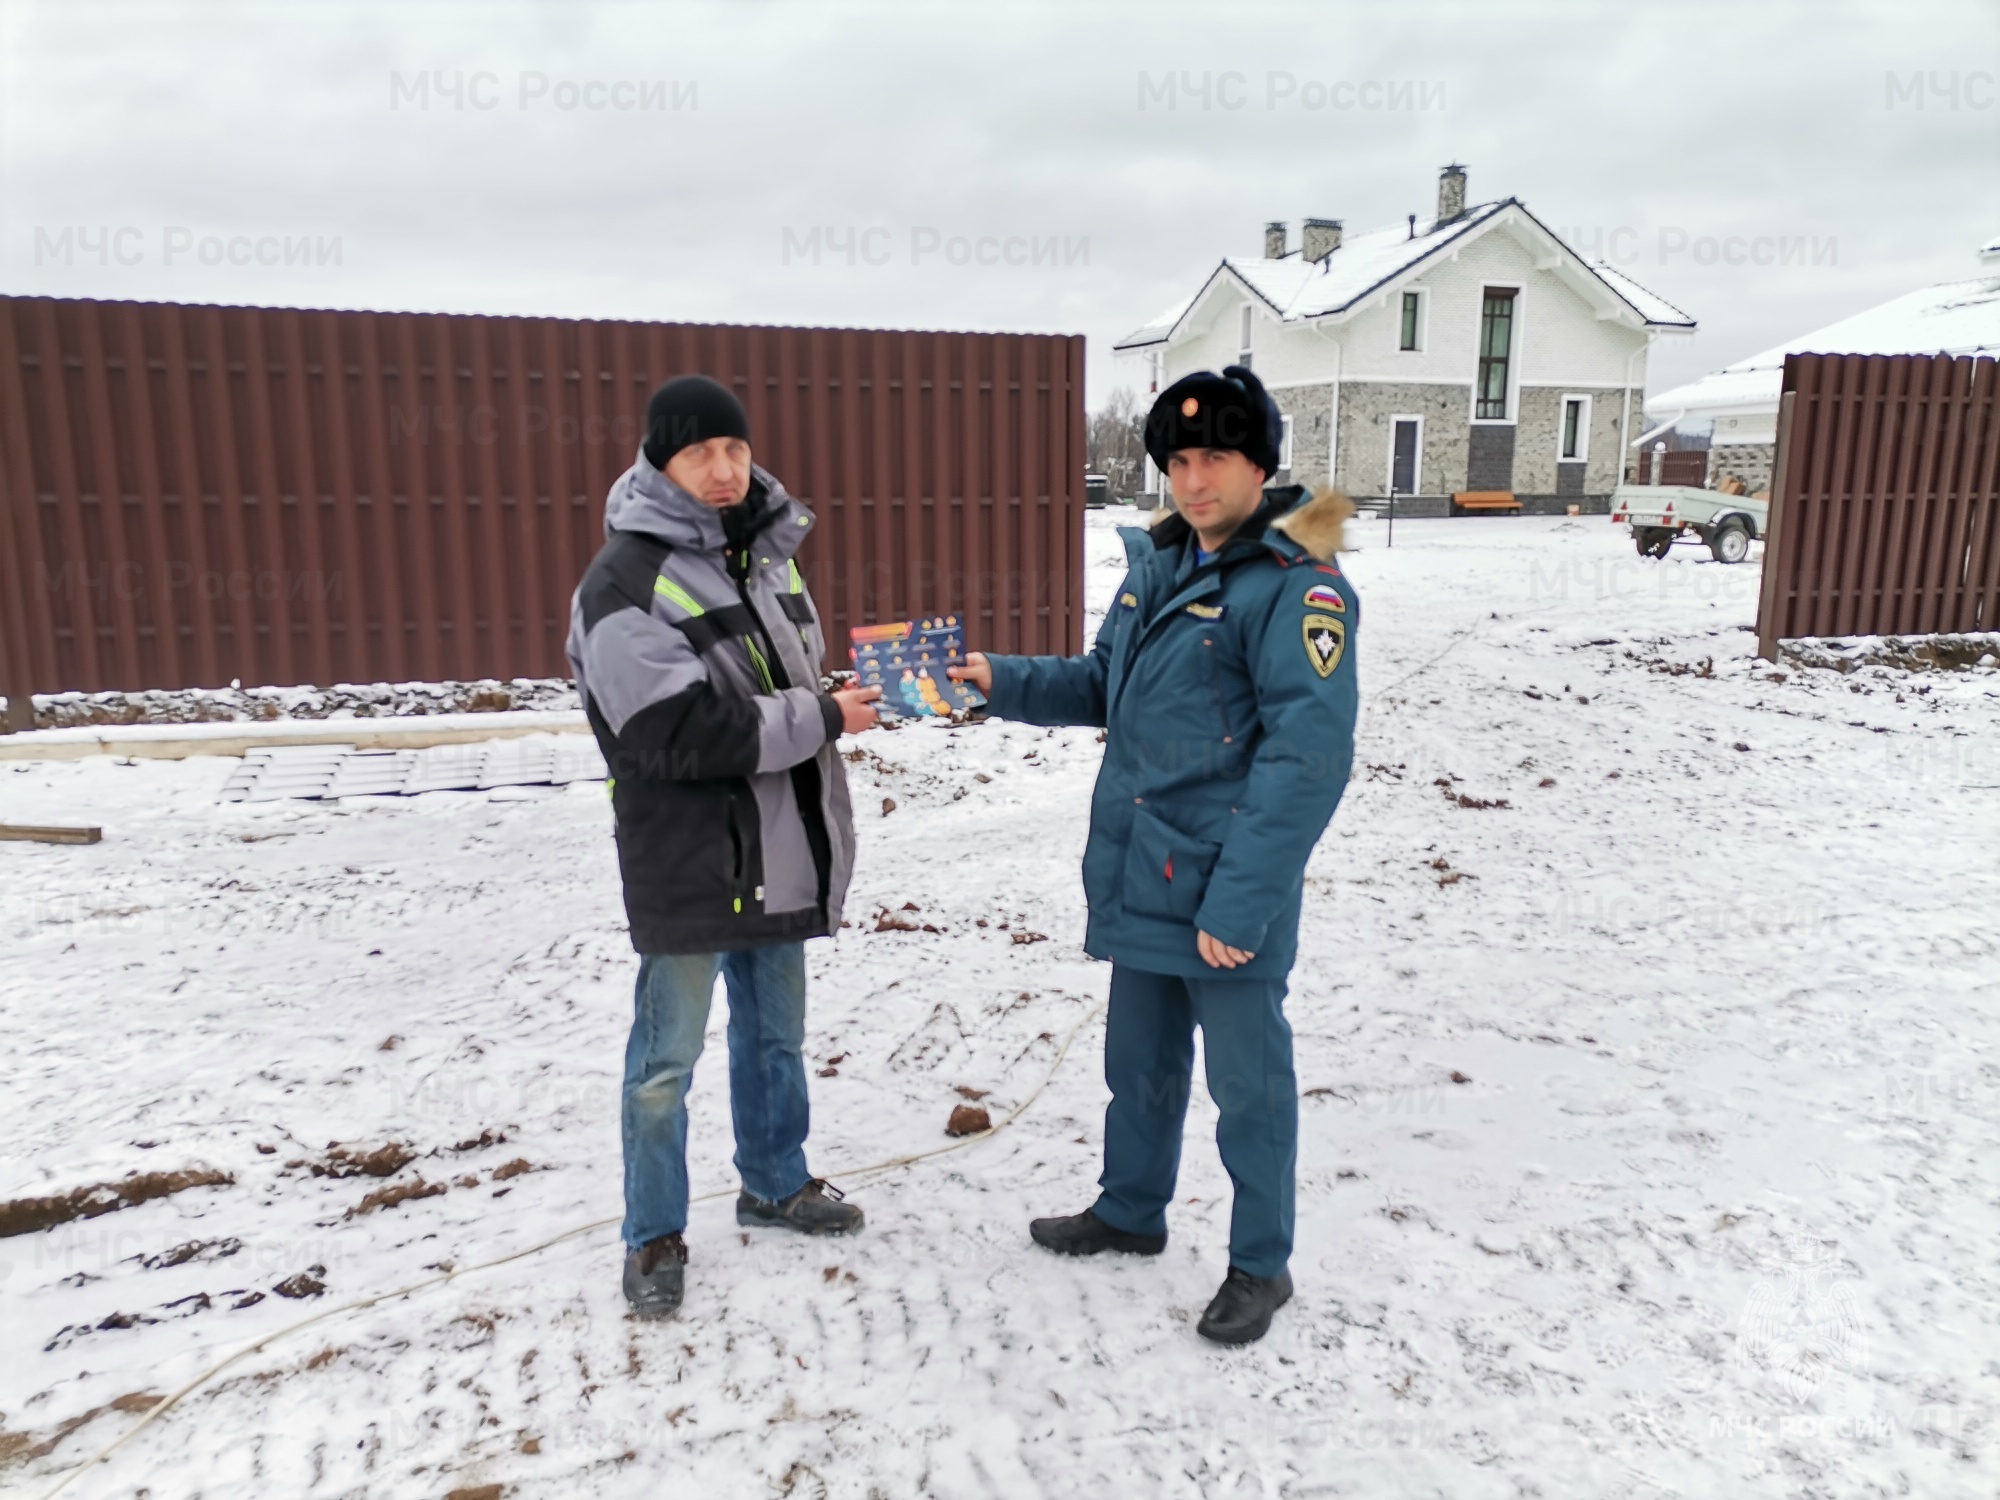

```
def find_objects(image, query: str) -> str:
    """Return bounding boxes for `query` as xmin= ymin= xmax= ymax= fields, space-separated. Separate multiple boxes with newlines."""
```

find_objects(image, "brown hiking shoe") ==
xmin=735 ymin=1179 xmax=863 ymax=1236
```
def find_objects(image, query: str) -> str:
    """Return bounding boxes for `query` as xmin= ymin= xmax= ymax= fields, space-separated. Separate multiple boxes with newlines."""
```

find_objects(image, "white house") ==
xmin=1646 ymin=239 xmax=2000 ymax=494
xmin=1114 ymin=165 xmax=1696 ymax=513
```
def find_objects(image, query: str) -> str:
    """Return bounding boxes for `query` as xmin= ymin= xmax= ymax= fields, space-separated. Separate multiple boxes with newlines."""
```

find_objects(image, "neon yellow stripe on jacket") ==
xmin=653 ymin=576 xmax=706 ymax=616
xmin=744 ymin=636 xmax=776 ymax=693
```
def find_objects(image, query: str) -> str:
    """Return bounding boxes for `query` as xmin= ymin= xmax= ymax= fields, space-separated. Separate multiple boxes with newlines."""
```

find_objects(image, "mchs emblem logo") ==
xmin=1302 ymin=613 xmax=1345 ymax=678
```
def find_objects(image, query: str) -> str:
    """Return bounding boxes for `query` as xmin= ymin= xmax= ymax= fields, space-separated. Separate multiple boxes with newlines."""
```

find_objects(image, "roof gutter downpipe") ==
xmin=1631 ymin=410 xmax=1685 ymax=449
xmin=1618 ymin=331 xmax=1656 ymax=476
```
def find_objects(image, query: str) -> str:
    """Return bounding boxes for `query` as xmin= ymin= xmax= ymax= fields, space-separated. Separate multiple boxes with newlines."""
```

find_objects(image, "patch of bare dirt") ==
xmin=347 ymin=1178 xmax=446 ymax=1217
xmin=286 ymin=1141 xmax=417 ymax=1179
xmin=1435 ymin=778 xmax=1510 ymax=810
xmin=0 ymin=1168 xmax=233 ymax=1239
xmin=1624 ymin=651 xmax=1717 ymax=678
xmin=0 ymin=1392 xmax=162 ymax=1473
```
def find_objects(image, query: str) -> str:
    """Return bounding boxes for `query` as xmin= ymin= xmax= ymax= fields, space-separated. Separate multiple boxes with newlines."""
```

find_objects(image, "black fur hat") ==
xmin=1143 ymin=363 xmax=1282 ymax=478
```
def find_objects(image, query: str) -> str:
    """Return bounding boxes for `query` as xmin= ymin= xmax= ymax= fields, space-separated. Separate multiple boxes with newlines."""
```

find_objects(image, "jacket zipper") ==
xmin=744 ymin=633 xmax=776 ymax=693
xmin=726 ymin=793 xmax=747 ymax=910
xmin=732 ymin=576 xmax=782 ymax=694
xmin=1201 ymin=637 xmax=1233 ymax=744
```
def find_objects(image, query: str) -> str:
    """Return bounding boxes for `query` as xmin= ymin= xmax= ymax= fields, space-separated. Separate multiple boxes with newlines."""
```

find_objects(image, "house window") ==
xmin=1279 ymin=414 xmax=1294 ymax=472
xmin=1560 ymin=395 xmax=1590 ymax=461
xmin=1476 ymin=288 xmax=1516 ymax=420
xmin=1399 ymin=290 xmax=1422 ymax=351
xmin=1237 ymin=305 xmax=1253 ymax=369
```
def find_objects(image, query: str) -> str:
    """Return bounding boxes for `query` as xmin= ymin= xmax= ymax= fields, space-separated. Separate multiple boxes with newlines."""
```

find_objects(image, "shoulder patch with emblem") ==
xmin=1302 ymin=613 xmax=1346 ymax=678
xmin=1184 ymin=601 xmax=1226 ymax=620
xmin=1303 ymin=583 xmax=1345 ymax=613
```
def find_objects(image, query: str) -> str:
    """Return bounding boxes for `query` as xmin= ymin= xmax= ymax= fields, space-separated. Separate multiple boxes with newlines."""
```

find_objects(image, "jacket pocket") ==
xmin=1121 ymin=805 xmax=1222 ymax=924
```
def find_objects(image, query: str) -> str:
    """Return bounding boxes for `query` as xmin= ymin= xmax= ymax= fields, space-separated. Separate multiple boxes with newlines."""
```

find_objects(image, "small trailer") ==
xmin=1609 ymin=483 xmax=1768 ymax=563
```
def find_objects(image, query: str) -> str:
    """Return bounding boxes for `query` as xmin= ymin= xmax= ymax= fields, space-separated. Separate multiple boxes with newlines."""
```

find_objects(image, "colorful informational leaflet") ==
xmin=849 ymin=616 xmax=987 ymax=720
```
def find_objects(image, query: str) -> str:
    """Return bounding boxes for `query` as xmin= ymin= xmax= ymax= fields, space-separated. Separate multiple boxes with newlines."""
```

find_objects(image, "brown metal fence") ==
xmin=0 ymin=296 xmax=1086 ymax=726
xmin=1624 ymin=450 xmax=1709 ymax=487
xmin=1756 ymin=352 xmax=2000 ymax=658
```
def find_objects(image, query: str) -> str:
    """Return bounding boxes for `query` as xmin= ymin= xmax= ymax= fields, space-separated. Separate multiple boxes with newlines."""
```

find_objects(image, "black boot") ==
xmin=622 ymin=1233 xmax=686 ymax=1319
xmin=736 ymin=1178 xmax=863 ymax=1235
xmin=1029 ymin=1207 xmax=1167 ymax=1257
xmin=1196 ymin=1266 xmax=1293 ymax=1345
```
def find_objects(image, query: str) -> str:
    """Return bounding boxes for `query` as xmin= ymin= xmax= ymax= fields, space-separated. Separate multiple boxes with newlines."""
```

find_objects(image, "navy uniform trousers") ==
xmin=1090 ymin=963 xmax=1297 ymax=1278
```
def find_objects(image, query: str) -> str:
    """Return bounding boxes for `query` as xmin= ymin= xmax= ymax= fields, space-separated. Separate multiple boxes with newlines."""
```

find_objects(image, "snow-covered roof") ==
xmin=1113 ymin=199 xmax=1694 ymax=351
xmin=1587 ymin=260 xmax=1696 ymax=329
xmin=1648 ymin=272 xmax=2000 ymax=420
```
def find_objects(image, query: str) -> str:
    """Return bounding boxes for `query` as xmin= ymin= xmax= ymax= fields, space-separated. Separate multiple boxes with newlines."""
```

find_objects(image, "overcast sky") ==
xmin=4 ymin=0 xmax=1996 ymax=415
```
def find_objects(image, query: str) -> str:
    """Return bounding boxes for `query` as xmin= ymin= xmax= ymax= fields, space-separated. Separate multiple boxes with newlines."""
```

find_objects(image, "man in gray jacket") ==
xmin=567 ymin=375 xmax=880 ymax=1318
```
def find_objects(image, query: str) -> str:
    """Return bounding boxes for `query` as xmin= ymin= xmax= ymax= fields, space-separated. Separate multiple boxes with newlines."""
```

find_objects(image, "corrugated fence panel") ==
xmin=0 ymin=297 xmax=1084 ymax=718
xmin=1756 ymin=352 xmax=2000 ymax=657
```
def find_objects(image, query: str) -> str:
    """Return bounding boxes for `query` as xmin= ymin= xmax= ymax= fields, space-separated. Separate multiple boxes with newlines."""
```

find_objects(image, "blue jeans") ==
xmin=620 ymin=944 xmax=814 ymax=1249
xmin=1090 ymin=963 xmax=1298 ymax=1278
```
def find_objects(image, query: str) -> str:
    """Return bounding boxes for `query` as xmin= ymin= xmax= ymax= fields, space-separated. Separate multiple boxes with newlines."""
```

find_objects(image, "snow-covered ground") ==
xmin=4 ymin=511 xmax=1998 ymax=1499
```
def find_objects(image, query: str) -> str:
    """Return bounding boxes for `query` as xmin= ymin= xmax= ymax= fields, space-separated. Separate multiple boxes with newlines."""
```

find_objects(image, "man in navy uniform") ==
xmin=951 ymin=365 xmax=1357 ymax=1344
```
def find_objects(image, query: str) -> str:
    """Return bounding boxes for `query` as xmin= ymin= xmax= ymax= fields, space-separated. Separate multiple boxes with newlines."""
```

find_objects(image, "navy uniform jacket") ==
xmin=985 ymin=486 xmax=1358 ymax=979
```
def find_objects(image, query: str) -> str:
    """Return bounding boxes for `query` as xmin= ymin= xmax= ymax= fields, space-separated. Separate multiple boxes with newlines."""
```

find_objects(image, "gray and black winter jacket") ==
xmin=566 ymin=457 xmax=855 ymax=954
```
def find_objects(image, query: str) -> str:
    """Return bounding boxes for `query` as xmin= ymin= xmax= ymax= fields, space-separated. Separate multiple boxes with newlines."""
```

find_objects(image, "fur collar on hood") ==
xmin=1268 ymin=486 xmax=1353 ymax=560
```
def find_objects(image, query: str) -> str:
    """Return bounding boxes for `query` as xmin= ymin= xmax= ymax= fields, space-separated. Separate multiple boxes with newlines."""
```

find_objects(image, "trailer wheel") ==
xmin=1634 ymin=527 xmax=1675 ymax=559
xmin=1709 ymin=517 xmax=1751 ymax=564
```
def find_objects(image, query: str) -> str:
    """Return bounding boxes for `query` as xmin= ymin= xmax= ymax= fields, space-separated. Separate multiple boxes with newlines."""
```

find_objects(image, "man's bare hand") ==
xmin=1197 ymin=930 xmax=1256 ymax=970
xmin=947 ymin=651 xmax=993 ymax=696
xmin=833 ymin=685 xmax=882 ymax=734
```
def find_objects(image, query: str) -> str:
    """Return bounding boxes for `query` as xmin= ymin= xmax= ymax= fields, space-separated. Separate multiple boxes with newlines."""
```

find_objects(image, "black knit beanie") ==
xmin=1144 ymin=363 xmax=1282 ymax=478
xmin=642 ymin=375 xmax=751 ymax=469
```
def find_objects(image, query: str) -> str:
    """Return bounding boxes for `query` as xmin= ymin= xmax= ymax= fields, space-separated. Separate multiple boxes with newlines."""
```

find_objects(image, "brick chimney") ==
xmin=1436 ymin=164 xmax=1467 ymax=225
xmin=1264 ymin=220 xmax=1288 ymax=258
xmin=1301 ymin=218 xmax=1343 ymax=262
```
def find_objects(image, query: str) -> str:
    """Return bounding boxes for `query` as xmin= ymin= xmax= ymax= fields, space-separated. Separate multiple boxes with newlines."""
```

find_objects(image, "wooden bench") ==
xmin=1452 ymin=491 xmax=1521 ymax=513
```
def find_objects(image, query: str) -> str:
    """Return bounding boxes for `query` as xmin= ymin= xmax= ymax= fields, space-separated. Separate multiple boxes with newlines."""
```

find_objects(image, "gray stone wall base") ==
xmin=1352 ymin=494 xmax=1611 ymax=519
xmin=1515 ymin=493 xmax=1612 ymax=516
xmin=1352 ymin=494 xmax=1454 ymax=518
xmin=1710 ymin=443 xmax=1775 ymax=494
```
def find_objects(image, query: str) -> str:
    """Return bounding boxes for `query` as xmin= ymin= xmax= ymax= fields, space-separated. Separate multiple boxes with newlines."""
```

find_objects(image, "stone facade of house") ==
xmin=1336 ymin=381 xmax=1471 ymax=501
xmin=1708 ymin=442 xmax=1776 ymax=495
xmin=1266 ymin=382 xmax=1333 ymax=490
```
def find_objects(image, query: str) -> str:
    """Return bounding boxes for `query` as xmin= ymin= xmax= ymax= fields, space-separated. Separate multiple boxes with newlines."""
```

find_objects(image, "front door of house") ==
xmin=1391 ymin=418 xmax=1419 ymax=494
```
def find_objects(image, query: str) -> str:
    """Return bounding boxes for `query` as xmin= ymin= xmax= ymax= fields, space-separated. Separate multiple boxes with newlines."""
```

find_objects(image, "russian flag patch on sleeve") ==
xmin=1303 ymin=583 xmax=1345 ymax=613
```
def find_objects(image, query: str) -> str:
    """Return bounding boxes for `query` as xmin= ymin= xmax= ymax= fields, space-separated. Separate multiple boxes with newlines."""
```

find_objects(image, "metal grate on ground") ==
xmin=220 ymin=734 xmax=605 ymax=802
